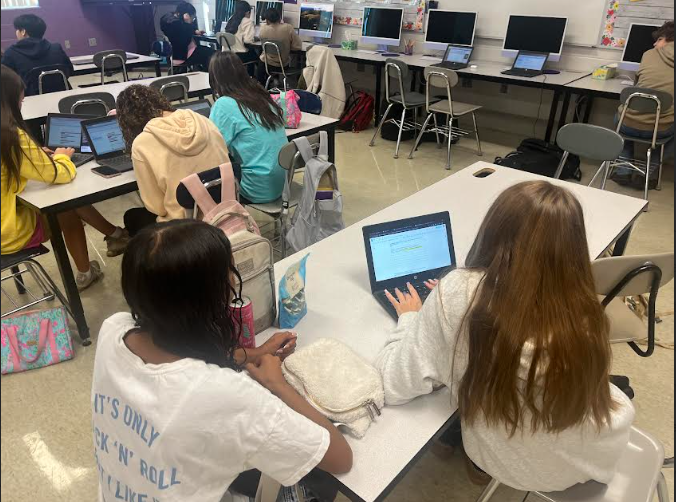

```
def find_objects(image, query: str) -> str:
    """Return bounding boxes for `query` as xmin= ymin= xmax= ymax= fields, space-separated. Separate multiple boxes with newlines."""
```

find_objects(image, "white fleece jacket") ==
xmin=302 ymin=45 xmax=346 ymax=119
xmin=375 ymin=268 xmax=635 ymax=493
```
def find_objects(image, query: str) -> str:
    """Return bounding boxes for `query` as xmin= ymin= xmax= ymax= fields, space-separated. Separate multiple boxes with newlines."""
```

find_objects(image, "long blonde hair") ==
xmin=459 ymin=181 xmax=615 ymax=435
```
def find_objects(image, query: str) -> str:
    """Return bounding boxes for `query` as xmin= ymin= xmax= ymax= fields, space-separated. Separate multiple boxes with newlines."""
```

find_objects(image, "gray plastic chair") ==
xmin=477 ymin=426 xmax=671 ymax=502
xmin=93 ymin=50 xmax=128 ymax=85
xmin=592 ymin=252 xmax=674 ymax=357
xmin=408 ymin=66 xmax=483 ymax=170
xmin=370 ymin=59 xmax=438 ymax=159
xmin=611 ymin=87 xmax=675 ymax=200
xmin=58 ymin=92 xmax=115 ymax=116
xmin=149 ymin=75 xmax=190 ymax=102
xmin=217 ymin=32 xmax=236 ymax=51
xmin=554 ymin=123 xmax=624 ymax=188
xmin=261 ymin=41 xmax=302 ymax=92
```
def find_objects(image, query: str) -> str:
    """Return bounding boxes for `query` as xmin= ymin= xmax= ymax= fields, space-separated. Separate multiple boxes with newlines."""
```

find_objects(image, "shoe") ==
xmin=105 ymin=228 xmax=130 ymax=257
xmin=462 ymin=448 xmax=491 ymax=486
xmin=76 ymin=261 xmax=103 ymax=291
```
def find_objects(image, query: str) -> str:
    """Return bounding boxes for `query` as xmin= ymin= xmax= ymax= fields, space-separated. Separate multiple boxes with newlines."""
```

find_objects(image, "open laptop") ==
xmin=501 ymin=51 xmax=548 ymax=78
xmin=45 ymin=113 xmax=95 ymax=167
xmin=81 ymin=115 xmax=133 ymax=173
xmin=175 ymin=99 xmax=212 ymax=118
xmin=435 ymin=45 xmax=474 ymax=70
xmin=362 ymin=212 xmax=456 ymax=321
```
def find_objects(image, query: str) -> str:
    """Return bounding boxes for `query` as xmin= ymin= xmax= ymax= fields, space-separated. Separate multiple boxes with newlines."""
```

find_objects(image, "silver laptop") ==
xmin=81 ymin=115 xmax=133 ymax=173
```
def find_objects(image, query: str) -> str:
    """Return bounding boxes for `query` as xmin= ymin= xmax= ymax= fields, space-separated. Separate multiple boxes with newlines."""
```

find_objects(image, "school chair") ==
xmin=217 ymin=32 xmax=234 ymax=51
xmin=261 ymin=41 xmax=303 ymax=92
xmin=407 ymin=66 xmax=483 ymax=169
xmin=149 ymin=75 xmax=190 ymax=102
xmin=476 ymin=426 xmax=671 ymax=502
xmin=554 ymin=123 xmax=624 ymax=187
xmin=94 ymin=49 xmax=129 ymax=85
xmin=26 ymin=64 xmax=70 ymax=94
xmin=592 ymin=252 xmax=674 ymax=358
xmin=58 ymin=92 xmax=115 ymax=116
xmin=610 ymin=87 xmax=674 ymax=201
xmin=370 ymin=59 xmax=439 ymax=159
xmin=1 ymin=245 xmax=73 ymax=320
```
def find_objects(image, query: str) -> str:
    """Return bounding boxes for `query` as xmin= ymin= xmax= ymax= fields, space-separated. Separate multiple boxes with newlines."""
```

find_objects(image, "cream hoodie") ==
xmin=131 ymin=109 xmax=229 ymax=221
xmin=302 ymin=45 xmax=346 ymax=119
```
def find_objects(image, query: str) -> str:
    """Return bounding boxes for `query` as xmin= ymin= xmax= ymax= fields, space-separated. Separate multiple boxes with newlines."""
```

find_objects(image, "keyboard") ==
xmin=100 ymin=154 xmax=133 ymax=173
xmin=501 ymin=69 xmax=543 ymax=78
xmin=436 ymin=62 xmax=469 ymax=70
xmin=71 ymin=153 xmax=94 ymax=167
xmin=374 ymin=282 xmax=433 ymax=321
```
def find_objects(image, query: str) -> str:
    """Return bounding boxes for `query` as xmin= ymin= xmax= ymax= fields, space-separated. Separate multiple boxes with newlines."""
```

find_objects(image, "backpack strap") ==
xmin=318 ymin=131 xmax=329 ymax=160
xmin=218 ymin=163 xmax=237 ymax=203
xmin=291 ymin=135 xmax=314 ymax=163
xmin=180 ymin=172 xmax=218 ymax=216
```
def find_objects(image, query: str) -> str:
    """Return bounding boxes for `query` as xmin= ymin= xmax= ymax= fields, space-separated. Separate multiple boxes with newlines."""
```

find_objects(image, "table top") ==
xmin=70 ymin=52 xmax=159 ymax=71
xmin=22 ymin=72 xmax=210 ymax=121
xmin=565 ymin=75 xmax=633 ymax=97
xmin=258 ymin=161 xmax=646 ymax=502
xmin=18 ymin=114 xmax=338 ymax=214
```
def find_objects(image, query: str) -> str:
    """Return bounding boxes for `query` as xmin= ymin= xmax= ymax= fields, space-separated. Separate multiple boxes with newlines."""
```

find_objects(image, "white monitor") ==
xmin=502 ymin=15 xmax=568 ymax=63
xmin=255 ymin=0 xmax=284 ymax=26
xmin=620 ymin=23 xmax=660 ymax=71
xmin=299 ymin=3 xmax=335 ymax=40
xmin=424 ymin=10 xmax=477 ymax=51
xmin=361 ymin=6 xmax=404 ymax=49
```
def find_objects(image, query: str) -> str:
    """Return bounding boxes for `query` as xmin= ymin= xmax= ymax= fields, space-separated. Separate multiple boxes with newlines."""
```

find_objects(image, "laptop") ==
xmin=175 ymin=99 xmax=212 ymax=118
xmin=435 ymin=45 xmax=474 ymax=70
xmin=81 ymin=115 xmax=133 ymax=173
xmin=44 ymin=113 xmax=95 ymax=167
xmin=362 ymin=212 xmax=457 ymax=321
xmin=501 ymin=51 xmax=548 ymax=78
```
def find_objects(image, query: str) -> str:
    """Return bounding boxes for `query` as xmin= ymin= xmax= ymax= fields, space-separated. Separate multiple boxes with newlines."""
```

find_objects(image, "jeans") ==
xmin=614 ymin=115 xmax=675 ymax=177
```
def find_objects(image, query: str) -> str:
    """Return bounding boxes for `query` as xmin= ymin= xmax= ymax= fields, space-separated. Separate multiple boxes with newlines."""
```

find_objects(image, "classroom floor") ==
xmin=1 ymin=87 xmax=674 ymax=502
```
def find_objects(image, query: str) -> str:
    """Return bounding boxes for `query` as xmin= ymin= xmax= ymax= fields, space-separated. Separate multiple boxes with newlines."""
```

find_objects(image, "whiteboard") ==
xmin=435 ymin=0 xmax=609 ymax=47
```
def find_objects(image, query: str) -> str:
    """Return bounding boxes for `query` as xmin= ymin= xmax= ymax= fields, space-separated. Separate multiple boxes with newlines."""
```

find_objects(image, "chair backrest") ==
xmin=261 ymin=41 xmax=287 ymax=76
xmin=556 ymin=123 xmax=624 ymax=162
xmin=94 ymin=50 xmax=128 ymax=84
xmin=149 ymin=76 xmax=190 ymax=102
xmin=279 ymin=132 xmax=320 ymax=172
xmin=58 ymin=92 xmax=116 ymax=117
xmin=592 ymin=252 xmax=674 ymax=297
xmin=26 ymin=64 xmax=70 ymax=95
xmin=620 ymin=86 xmax=673 ymax=114
xmin=423 ymin=66 xmax=458 ymax=112
xmin=176 ymin=165 xmax=227 ymax=218
xmin=384 ymin=59 xmax=409 ymax=106
xmin=218 ymin=32 xmax=236 ymax=51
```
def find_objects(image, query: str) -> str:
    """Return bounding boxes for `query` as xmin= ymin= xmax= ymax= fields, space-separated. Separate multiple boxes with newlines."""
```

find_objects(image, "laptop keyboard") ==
xmin=71 ymin=153 xmax=94 ymax=167
xmin=104 ymin=155 xmax=132 ymax=167
xmin=375 ymin=282 xmax=433 ymax=320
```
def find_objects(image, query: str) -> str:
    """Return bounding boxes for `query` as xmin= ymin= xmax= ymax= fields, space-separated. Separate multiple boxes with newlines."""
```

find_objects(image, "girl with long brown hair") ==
xmin=376 ymin=181 xmax=634 ymax=492
xmin=1 ymin=65 xmax=127 ymax=290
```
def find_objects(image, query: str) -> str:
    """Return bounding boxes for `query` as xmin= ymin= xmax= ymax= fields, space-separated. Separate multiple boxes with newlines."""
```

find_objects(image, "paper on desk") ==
xmin=420 ymin=56 xmax=442 ymax=61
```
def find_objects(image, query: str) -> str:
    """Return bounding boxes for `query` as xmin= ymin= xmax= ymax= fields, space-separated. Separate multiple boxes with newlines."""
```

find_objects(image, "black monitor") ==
xmin=256 ymin=0 xmax=284 ymax=26
xmin=503 ymin=15 xmax=568 ymax=62
xmin=424 ymin=11 xmax=477 ymax=50
xmin=620 ymin=23 xmax=660 ymax=71
xmin=361 ymin=7 xmax=404 ymax=49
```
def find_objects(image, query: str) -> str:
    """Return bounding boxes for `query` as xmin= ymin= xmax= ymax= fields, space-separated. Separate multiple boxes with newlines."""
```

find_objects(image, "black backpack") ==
xmin=494 ymin=138 xmax=581 ymax=181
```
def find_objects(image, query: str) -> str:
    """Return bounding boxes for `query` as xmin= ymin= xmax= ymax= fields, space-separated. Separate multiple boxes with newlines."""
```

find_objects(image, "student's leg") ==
xmin=186 ymin=45 xmax=215 ymax=71
xmin=74 ymin=205 xmax=128 ymax=257
xmin=56 ymin=211 xmax=93 ymax=273
xmin=123 ymin=207 xmax=158 ymax=237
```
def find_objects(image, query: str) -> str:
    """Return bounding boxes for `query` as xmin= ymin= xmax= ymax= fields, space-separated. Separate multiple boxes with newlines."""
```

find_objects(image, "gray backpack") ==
xmin=284 ymin=131 xmax=345 ymax=253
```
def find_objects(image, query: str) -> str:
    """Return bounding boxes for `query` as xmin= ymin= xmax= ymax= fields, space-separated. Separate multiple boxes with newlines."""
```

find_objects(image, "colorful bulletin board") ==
xmin=600 ymin=0 xmax=674 ymax=48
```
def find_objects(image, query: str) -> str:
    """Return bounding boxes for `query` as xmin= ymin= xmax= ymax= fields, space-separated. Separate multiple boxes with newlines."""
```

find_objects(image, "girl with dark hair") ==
xmin=0 ymin=65 xmax=127 ymax=289
xmin=91 ymin=220 xmax=352 ymax=501
xmin=209 ymin=52 xmax=287 ymax=204
xmin=258 ymin=7 xmax=302 ymax=84
xmin=115 ymin=84 xmax=229 ymax=236
xmin=376 ymin=181 xmax=634 ymax=492
xmin=225 ymin=1 xmax=257 ymax=76
xmin=160 ymin=1 xmax=214 ymax=71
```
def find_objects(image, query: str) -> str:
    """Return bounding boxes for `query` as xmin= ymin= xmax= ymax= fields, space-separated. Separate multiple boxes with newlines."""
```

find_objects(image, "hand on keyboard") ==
xmin=384 ymin=282 xmax=425 ymax=317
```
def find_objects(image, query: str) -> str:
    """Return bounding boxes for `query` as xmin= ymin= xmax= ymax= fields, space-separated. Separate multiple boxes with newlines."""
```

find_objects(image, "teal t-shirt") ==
xmin=210 ymin=96 xmax=288 ymax=203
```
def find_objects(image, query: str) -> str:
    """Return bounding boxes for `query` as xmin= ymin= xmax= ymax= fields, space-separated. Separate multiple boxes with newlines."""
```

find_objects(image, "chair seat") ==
xmin=245 ymin=181 xmax=303 ymax=216
xmin=601 ymin=296 xmax=645 ymax=344
xmin=619 ymin=132 xmax=674 ymax=146
xmin=1 ymin=245 xmax=50 ymax=270
xmin=389 ymin=92 xmax=438 ymax=108
xmin=429 ymin=100 xmax=482 ymax=116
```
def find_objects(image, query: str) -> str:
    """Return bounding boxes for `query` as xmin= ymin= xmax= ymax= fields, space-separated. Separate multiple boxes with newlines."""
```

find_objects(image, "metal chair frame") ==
xmin=155 ymin=80 xmax=189 ymax=103
xmin=99 ymin=53 xmax=129 ymax=85
xmin=70 ymin=98 xmax=110 ymax=116
xmin=38 ymin=69 xmax=69 ymax=95
xmin=262 ymin=41 xmax=299 ymax=92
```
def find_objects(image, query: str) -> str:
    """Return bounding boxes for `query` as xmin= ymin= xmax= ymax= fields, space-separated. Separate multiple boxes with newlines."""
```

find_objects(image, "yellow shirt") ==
xmin=1 ymin=129 xmax=76 ymax=254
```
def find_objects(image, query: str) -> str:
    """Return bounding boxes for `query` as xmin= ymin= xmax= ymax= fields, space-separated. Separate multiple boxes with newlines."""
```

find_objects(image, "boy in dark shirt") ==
xmin=160 ymin=2 xmax=214 ymax=71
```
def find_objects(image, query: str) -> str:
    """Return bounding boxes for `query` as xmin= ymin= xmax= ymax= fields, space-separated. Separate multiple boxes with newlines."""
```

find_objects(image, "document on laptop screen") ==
xmin=86 ymin=120 xmax=126 ymax=156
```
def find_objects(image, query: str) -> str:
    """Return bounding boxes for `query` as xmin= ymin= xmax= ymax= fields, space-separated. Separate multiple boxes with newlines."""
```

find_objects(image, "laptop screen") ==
xmin=176 ymin=100 xmax=212 ymax=117
xmin=514 ymin=53 xmax=547 ymax=71
xmin=84 ymin=118 xmax=126 ymax=156
xmin=445 ymin=46 xmax=472 ymax=64
xmin=47 ymin=115 xmax=92 ymax=153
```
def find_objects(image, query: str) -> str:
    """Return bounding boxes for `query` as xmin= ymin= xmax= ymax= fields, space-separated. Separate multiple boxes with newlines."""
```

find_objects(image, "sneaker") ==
xmin=105 ymin=228 xmax=130 ymax=257
xmin=76 ymin=261 xmax=103 ymax=291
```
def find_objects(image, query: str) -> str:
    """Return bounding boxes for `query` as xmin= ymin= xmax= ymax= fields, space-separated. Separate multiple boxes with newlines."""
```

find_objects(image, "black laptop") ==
xmin=81 ymin=115 xmax=133 ymax=173
xmin=435 ymin=45 xmax=474 ymax=70
xmin=175 ymin=99 xmax=212 ymax=118
xmin=362 ymin=212 xmax=457 ymax=321
xmin=45 ymin=113 xmax=95 ymax=167
xmin=501 ymin=51 xmax=548 ymax=78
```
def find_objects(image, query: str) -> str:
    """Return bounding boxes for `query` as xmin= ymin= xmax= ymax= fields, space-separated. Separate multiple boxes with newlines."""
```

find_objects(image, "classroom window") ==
xmin=1 ymin=0 xmax=39 ymax=9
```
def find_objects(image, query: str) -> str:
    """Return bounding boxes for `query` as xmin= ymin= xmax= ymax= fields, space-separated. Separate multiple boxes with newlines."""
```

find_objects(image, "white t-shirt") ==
xmin=91 ymin=313 xmax=330 ymax=502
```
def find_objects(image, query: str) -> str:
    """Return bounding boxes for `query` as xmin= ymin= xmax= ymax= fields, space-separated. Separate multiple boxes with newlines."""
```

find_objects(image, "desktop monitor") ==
xmin=502 ymin=15 xmax=568 ymax=62
xmin=620 ymin=23 xmax=661 ymax=71
xmin=299 ymin=3 xmax=335 ymax=40
xmin=361 ymin=6 xmax=404 ymax=49
xmin=255 ymin=0 xmax=284 ymax=26
xmin=424 ymin=10 xmax=477 ymax=51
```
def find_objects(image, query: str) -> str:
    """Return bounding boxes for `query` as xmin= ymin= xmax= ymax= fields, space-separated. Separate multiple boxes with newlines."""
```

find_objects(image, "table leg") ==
xmin=327 ymin=127 xmax=336 ymax=163
xmin=374 ymin=66 xmax=382 ymax=123
xmin=45 ymin=213 xmax=91 ymax=345
xmin=154 ymin=60 xmax=161 ymax=77
xmin=544 ymin=89 xmax=561 ymax=144
xmin=583 ymin=94 xmax=595 ymax=124
xmin=612 ymin=225 xmax=633 ymax=257
xmin=556 ymin=90 xmax=571 ymax=133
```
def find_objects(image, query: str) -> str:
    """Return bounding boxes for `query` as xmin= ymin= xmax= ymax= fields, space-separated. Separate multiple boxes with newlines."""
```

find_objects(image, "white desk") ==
xmin=22 ymin=72 xmax=212 ymax=122
xmin=259 ymin=162 xmax=646 ymax=502
xmin=70 ymin=52 xmax=161 ymax=77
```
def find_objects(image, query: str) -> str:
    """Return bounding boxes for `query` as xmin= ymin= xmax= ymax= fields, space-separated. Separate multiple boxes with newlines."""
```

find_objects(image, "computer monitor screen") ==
xmin=46 ymin=115 xmax=91 ymax=153
xmin=621 ymin=23 xmax=660 ymax=71
xmin=425 ymin=11 xmax=477 ymax=51
xmin=361 ymin=7 xmax=404 ymax=47
xmin=176 ymin=99 xmax=212 ymax=118
xmin=299 ymin=3 xmax=335 ymax=39
xmin=221 ymin=0 xmax=237 ymax=26
xmin=444 ymin=46 xmax=473 ymax=64
xmin=503 ymin=15 xmax=568 ymax=61
xmin=513 ymin=52 xmax=548 ymax=71
xmin=84 ymin=118 xmax=126 ymax=156
xmin=256 ymin=0 xmax=284 ymax=26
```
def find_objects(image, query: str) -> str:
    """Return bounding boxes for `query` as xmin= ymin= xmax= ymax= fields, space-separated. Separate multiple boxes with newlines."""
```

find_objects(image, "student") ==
xmin=258 ymin=8 xmax=302 ymax=85
xmin=209 ymin=52 xmax=288 ymax=204
xmin=1 ymin=14 xmax=73 ymax=96
xmin=91 ymin=219 xmax=352 ymax=501
xmin=1 ymin=65 xmax=127 ymax=290
xmin=375 ymin=181 xmax=635 ymax=492
xmin=115 ymin=85 xmax=230 ymax=236
xmin=225 ymin=1 xmax=258 ymax=76
xmin=160 ymin=2 xmax=214 ymax=71
xmin=612 ymin=20 xmax=674 ymax=187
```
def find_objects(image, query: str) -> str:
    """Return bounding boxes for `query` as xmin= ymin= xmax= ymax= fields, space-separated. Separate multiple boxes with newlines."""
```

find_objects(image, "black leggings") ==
xmin=185 ymin=44 xmax=216 ymax=71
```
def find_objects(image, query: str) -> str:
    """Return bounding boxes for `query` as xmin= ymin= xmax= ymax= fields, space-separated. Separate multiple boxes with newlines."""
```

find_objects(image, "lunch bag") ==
xmin=271 ymin=90 xmax=302 ymax=129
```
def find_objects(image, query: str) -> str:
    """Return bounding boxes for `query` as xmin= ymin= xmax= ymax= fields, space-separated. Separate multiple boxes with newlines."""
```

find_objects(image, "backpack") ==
xmin=284 ymin=131 xmax=345 ymax=253
xmin=494 ymin=138 xmax=582 ymax=181
xmin=181 ymin=164 xmax=277 ymax=333
xmin=294 ymin=89 xmax=323 ymax=115
xmin=339 ymin=91 xmax=374 ymax=132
